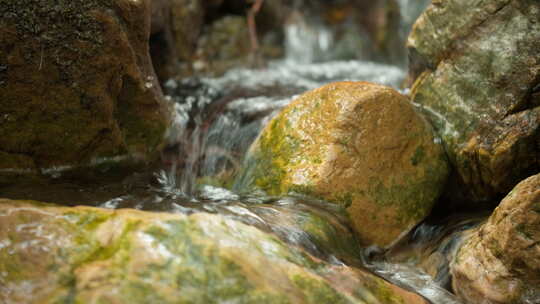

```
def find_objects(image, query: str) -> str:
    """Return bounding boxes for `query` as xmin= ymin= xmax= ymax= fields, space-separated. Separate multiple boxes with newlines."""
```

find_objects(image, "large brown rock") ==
xmin=149 ymin=0 xmax=205 ymax=80
xmin=408 ymin=0 xmax=540 ymax=203
xmin=0 ymin=198 xmax=428 ymax=304
xmin=451 ymin=174 xmax=540 ymax=304
xmin=236 ymin=82 xmax=449 ymax=248
xmin=0 ymin=0 xmax=170 ymax=178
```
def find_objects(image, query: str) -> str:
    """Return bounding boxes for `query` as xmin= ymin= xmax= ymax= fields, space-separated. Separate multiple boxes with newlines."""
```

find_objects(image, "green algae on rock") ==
xmin=0 ymin=0 xmax=170 ymax=179
xmin=0 ymin=199 xmax=428 ymax=304
xmin=408 ymin=0 xmax=540 ymax=203
xmin=450 ymin=173 xmax=540 ymax=304
xmin=236 ymin=82 xmax=449 ymax=248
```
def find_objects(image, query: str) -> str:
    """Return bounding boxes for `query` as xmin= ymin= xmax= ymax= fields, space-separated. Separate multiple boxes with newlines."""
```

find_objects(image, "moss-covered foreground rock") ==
xmin=450 ymin=173 xmax=540 ymax=304
xmin=408 ymin=0 xmax=540 ymax=203
xmin=0 ymin=0 xmax=170 ymax=178
xmin=236 ymin=82 xmax=449 ymax=248
xmin=0 ymin=199 xmax=428 ymax=304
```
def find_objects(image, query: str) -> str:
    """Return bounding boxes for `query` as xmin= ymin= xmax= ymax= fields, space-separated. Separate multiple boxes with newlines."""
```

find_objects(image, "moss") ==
xmin=0 ymin=0 xmax=109 ymax=73
xmin=364 ymin=278 xmax=406 ymax=304
xmin=238 ymin=114 xmax=300 ymax=195
xmin=115 ymin=76 xmax=168 ymax=157
xmin=332 ymin=192 xmax=354 ymax=209
xmin=364 ymin=151 xmax=447 ymax=225
xmin=122 ymin=282 xmax=170 ymax=304
xmin=63 ymin=209 xmax=110 ymax=232
xmin=290 ymin=274 xmax=350 ymax=304
xmin=141 ymin=219 xmax=290 ymax=303
xmin=411 ymin=146 xmax=426 ymax=166
xmin=300 ymin=211 xmax=361 ymax=263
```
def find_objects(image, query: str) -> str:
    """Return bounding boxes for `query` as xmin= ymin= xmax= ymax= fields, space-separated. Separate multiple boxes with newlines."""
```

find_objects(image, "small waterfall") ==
xmin=284 ymin=11 xmax=333 ymax=64
xmin=158 ymin=0 xmax=433 ymax=197
xmin=159 ymin=77 xmax=297 ymax=197
xmin=282 ymin=4 xmax=375 ymax=64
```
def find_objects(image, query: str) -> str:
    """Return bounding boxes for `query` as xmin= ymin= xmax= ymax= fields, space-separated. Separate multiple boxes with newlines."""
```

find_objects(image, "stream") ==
xmin=0 ymin=1 xmax=487 ymax=303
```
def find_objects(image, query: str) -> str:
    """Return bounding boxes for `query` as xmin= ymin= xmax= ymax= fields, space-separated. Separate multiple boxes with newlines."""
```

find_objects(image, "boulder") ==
xmin=0 ymin=0 xmax=170 ymax=178
xmin=408 ymin=0 xmax=540 ymax=203
xmin=170 ymin=0 xmax=205 ymax=63
xmin=149 ymin=0 xmax=205 ymax=80
xmin=236 ymin=82 xmax=449 ymax=248
xmin=0 ymin=199 xmax=428 ymax=304
xmin=450 ymin=173 xmax=540 ymax=304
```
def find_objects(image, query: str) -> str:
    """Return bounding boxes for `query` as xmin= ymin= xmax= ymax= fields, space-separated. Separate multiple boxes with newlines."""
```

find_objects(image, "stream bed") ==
xmin=0 ymin=0 xmax=491 ymax=302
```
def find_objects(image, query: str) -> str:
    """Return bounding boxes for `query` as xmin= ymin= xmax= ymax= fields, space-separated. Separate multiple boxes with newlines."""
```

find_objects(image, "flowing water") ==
xmin=2 ymin=1 xmax=487 ymax=303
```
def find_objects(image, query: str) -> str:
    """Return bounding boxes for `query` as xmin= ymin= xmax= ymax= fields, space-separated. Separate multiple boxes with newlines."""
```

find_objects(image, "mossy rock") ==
xmin=0 ymin=199 xmax=428 ymax=304
xmin=450 ymin=173 xmax=540 ymax=304
xmin=408 ymin=0 xmax=540 ymax=203
xmin=236 ymin=82 xmax=449 ymax=248
xmin=0 ymin=0 xmax=170 ymax=179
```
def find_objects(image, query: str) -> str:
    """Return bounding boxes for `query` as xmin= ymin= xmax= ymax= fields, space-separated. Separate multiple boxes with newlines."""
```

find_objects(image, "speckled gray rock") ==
xmin=408 ymin=0 xmax=540 ymax=202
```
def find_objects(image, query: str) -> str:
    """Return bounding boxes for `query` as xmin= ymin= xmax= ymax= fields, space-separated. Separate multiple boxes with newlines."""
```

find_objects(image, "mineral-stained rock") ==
xmin=0 ymin=199 xmax=428 ymax=304
xmin=0 ymin=0 xmax=170 ymax=178
xmin=450 ymin=173 xmax=540 ymax=304
xmin=236 ymin=82 xmax=449 ymax=248
xmin=408 ymin=0 xmax=540 ymax=203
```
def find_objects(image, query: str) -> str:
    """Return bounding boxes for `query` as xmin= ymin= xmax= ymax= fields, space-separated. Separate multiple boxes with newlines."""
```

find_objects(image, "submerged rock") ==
xmin=450 ymin=173 xmax=540 ymax=304
xmin=0 ymin=199 xmax=427 ymax=304
xmin=0 ymin=0 xmax=170 ymax=178
xmin=236 ymin=82 xmax=449 ymax=248
xmin=408 ymin=0 xmax=540 ymax=203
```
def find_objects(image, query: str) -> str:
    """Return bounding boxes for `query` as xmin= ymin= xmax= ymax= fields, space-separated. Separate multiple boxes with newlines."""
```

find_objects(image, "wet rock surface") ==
xmin=408 ymin=0 xmax=540 ymax=203
xmin=237 ymin=81 xmax=449 ymax=248
xmin=0 ymin=198 xmax=428 ymax=304
xmin=0 ymin=0 xmax=170 ymax=179
xmin=450 ymin=173 xmax=540 ymax=304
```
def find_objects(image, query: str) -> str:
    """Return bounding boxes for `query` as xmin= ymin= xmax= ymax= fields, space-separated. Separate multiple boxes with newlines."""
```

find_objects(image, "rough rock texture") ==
xmin=451 ymin=173 xmax=540 ymax=304
xmin=0 ymin=0 xmax=170 ymax=177
xmin=148 ymin=0 xmax=205 ymax=80
xmin=408 ymin=0 xmax=540 ymax=203
xmin=236 ymin=82 xmax=449 ymax=248
xmin=0 ymin=199 xmax=428 ymax=304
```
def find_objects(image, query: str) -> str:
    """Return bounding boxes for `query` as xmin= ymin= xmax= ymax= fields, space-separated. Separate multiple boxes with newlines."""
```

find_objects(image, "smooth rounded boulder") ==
xmin=236 ymin=81 xmax=449 ymax=248
xmin=451 ymin=173 xmax=540 ymax=304
xmin=408 ymin=0 xmax=540 ymax=203
xmin=0 ymin=0 xmax=170 ymax=178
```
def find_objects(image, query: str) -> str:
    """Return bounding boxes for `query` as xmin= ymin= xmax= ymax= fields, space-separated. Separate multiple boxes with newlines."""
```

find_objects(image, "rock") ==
xmin=0 ymin=0 xmax=170 ymax=178
xmin=408 ymin=0 xmax=540 ymax=203
xmin=191 ymin=14 xmax=283 ymax=76
xmin=0 ymin=199 xmax=428 ymax=304
xmin=149 ymin=0 xmax=205 ymax=80
xmin=197 ymin=16 xmax=252 ymax=71
xmin=450 ymin=173 xmax=540 ymax=304
xmin=170 ymin=0 xmax=205 ymax=63
xmin=236 ymin=82 xmax=449 ymax=248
